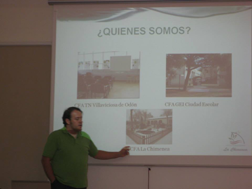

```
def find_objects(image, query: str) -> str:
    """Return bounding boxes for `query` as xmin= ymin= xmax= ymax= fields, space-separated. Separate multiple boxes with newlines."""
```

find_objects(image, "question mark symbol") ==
xmin=186 ymin=27 xmax=191 ymax=34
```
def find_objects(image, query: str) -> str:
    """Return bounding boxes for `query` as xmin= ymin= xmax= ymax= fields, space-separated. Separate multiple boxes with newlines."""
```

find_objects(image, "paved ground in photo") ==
xmin=166 ymin=85 xmax=232 ymax=97
xmin=126 ymin=132 xmax=172 ymax=145
xmin=107 ymin=81 xmax=140 ymax=99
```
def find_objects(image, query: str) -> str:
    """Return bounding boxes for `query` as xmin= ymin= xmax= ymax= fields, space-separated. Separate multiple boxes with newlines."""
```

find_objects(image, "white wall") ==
xmin=150 ymin=166 xmax=252 ymax=189
xmin=88 ymin=166 xmax=148 ymax=189
xmin=88 ymin=165 xmax=252 ymax=189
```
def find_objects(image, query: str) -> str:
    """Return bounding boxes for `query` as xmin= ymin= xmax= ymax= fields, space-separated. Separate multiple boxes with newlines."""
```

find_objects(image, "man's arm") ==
xmin=41 ymin=156 xmax=56 ymax=183
xmin=94 ymin=146 xmax=130 ymax=160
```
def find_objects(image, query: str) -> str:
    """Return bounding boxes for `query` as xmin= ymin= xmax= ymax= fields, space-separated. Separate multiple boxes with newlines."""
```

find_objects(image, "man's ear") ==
xmin=65 ymin=118 xmax=71 ymax=125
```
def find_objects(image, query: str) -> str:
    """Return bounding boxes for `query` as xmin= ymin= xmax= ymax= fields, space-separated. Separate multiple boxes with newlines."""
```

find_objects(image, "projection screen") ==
xmin=51 ymin=2 xmax=252 ymax=166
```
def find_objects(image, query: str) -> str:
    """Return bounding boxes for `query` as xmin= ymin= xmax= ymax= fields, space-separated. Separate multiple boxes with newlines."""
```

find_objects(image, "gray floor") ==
xmin=107 ymin=81 xmax=140 ymax=99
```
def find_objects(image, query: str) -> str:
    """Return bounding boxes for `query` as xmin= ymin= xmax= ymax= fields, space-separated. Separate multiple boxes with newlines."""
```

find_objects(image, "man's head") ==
xmin=62 ymin=107 xmax=83 ymax=133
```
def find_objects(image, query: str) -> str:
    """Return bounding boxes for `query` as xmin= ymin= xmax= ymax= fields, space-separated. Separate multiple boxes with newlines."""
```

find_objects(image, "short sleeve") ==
xmin=88 ymin=139 xmax=98 ymax=158
xmin=42 ymin=132 xmax=58 ymax=158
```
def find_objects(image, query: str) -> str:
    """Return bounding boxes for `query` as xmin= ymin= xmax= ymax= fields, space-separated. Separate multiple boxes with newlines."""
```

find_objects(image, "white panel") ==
xmin=53 ymin=4 xmax=252 ymax=166
xmin=110 ymin=56 xmax=131 ymax=71
xmin=48 ymin=0 xmax=252 ymax=4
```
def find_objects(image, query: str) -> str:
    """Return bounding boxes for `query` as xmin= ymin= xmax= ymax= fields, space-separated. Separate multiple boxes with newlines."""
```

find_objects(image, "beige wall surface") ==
xmin=88 ymin=166 xmax=148 ymax=189
xmin=150 ymin=167 xmax=252 ymax=189
xmin=0 ymin=45 xmax=51 ymax=189
xmin=0 ymin=0 xmax=53 ymax=44
xmin=0 ymin=2 xmax=52 ymax=187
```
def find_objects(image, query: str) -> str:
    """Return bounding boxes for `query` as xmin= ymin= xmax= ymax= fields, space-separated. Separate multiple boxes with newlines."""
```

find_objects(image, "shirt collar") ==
xmin=61 ymin=127 xmax=82 ymax=137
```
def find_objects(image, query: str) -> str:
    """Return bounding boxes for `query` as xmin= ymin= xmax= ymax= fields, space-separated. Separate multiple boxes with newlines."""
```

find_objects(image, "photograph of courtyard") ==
xmin=126 ymin=109 xmax=172 ymax=145
xmin=77 ymin=51 xmax=140 ymax=99
xmin=166 ymin=54 xmax=232 ymax=97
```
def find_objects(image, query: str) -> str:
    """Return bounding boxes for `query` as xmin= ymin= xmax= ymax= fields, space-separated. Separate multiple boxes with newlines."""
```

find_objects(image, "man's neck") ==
xmin=65 ymin=126 xmax=80 ymax=135
xmin=67 ymin=129 xmax=78 ymax=134
xmin=70 ymin=132 xmax=78 ymax=138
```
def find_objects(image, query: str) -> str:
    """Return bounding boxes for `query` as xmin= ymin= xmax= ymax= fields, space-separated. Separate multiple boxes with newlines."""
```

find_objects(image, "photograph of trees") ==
xmin=126 ymin=109 xmax=172 ymax=145
xmin=166 ymin=54 xmax=232 ymax=97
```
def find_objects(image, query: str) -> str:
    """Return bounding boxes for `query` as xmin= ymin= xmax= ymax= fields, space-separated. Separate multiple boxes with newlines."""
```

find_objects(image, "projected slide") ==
xmin=53 ymin=5 xmax=252 ymax=156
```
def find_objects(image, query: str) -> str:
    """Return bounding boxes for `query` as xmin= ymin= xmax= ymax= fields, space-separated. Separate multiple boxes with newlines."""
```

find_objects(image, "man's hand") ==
xmin=94 ymin=146 xmax=130 ymax=160
xmin=41 ymin=156 xmax=56 ymax=183
xmin=118 ymin=146 xmax=130 ymax=157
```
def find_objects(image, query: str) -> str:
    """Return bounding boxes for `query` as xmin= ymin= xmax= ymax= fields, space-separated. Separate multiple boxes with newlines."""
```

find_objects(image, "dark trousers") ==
xmin=51 ymin=179 xmax=86 ymax=189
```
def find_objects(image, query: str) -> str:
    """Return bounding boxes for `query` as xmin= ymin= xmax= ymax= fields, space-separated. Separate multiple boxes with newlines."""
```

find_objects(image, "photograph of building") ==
xmin=166 ymin=54 xmax=232 ymax=97
xmin=77 ymin=51 xmax=140 ymax=99
xmin=126 ymin=109 xmax=172 ymax=145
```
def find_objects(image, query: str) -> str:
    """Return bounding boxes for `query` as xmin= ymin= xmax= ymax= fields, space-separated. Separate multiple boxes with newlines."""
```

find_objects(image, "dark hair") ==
xmin=62 ymin=107 xmax=82 ymax=126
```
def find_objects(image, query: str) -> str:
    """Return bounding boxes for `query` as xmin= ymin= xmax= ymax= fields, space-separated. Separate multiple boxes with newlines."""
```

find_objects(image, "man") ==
xmin=42 ymin=107 xmax=130 ymax=189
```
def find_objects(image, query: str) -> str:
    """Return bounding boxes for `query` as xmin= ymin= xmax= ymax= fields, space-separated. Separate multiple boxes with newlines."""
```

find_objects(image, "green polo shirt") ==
xmin=43 ymin=127 xmax=98 ymax=188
